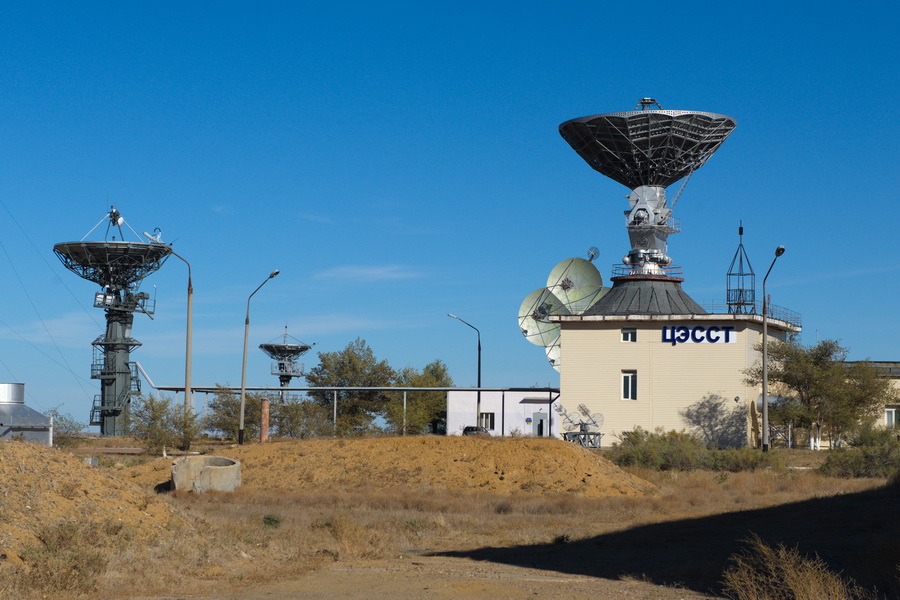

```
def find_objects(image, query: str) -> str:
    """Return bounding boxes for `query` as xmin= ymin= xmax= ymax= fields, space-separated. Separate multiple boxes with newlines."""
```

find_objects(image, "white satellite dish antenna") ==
xmin=562 ymin=412 xmax=581 ymax=432
xmin=587 ymin=247 xmax=600 ymax=262
xmin=546 ymin=257 xmax=607 ymax=315
xmin=518 ymin=288 xmax=568 ymax=347
xmin=545 ymin=342 xmax=561 ymax=372
xmin=556 ymin=403 xmax=577 ymax=431
xmin=575 ymin=404 xmax=604 ymax=431
xmin=518 ymin=256 xmax=609 ymax=372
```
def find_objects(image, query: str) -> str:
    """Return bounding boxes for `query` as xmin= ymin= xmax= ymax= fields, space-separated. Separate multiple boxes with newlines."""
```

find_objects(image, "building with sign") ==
xmin=554 ymin=307 xmax=800 ymax=447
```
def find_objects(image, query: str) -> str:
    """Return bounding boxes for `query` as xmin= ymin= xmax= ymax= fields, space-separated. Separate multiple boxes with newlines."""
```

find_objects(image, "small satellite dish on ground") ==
xmin=557 ymin=402 xmax=605 ymax=448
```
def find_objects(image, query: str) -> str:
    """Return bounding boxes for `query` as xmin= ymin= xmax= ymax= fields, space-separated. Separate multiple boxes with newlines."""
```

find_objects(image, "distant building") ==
xmin=446 ymin=390 xmax=560 ymax=438
xmin=844 ymin=362 xmax=900 ymax=429
xmin=0 ymin=383 xmax=52 ymax=446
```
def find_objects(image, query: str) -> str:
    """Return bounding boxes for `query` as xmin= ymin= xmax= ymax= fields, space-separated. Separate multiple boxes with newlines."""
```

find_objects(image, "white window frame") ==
xmin=886 ymin=408 xmax=896 ymax=429
xmin=621 ymin=328 xmax=637 ymax=342
xmin=479 ymin=412 xmax=496 ymax=430
xmin=622 ymin=370 xmax=637 ymax=400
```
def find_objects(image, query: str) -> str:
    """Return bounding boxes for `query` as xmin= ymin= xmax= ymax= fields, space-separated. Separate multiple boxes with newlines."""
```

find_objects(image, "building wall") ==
xmin=559 ymin=316 xmax=792 ymax=447
xmin=0 ymin=426 xmax=53 ymax=445
xmin=446 ymin=391 xmax=560 ymax=438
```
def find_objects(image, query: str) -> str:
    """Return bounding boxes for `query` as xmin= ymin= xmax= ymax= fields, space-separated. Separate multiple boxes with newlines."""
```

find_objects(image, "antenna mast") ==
xmin=727 ymin=222 xmax=756 ymax=315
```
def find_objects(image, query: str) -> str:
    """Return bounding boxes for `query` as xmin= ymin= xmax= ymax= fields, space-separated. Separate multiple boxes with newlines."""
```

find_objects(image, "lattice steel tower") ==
xmin=54 ymin=208 xmax=172 ymax=436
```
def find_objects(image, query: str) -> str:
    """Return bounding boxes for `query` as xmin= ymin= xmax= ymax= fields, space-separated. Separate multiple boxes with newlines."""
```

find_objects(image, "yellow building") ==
xmin=555 ymin=309 xmax=800 ymax=447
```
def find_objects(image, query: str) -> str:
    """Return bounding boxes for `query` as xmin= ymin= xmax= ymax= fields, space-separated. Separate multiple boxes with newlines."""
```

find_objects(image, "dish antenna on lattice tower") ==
xmin=53 ymin=207 xmax=173 ymax=436
xmin=259 ymin=326 xmax=315 ymax=402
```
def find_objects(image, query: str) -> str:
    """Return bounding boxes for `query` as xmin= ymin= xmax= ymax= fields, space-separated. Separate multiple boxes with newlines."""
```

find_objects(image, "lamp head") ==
xmin=269 ymin=269 xmax=280 ymax=278
xmin=447 ymin=313 xmax=458 ymax=320
xmin=775 ymin=246 xmax=785 ymax=257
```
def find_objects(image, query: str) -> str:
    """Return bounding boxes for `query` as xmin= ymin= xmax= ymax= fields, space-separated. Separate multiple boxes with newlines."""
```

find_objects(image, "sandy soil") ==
xmin=0 ymin=441 xmax=183 ymax=553
xmin=123 ymin=436 xmax=657 ymax=497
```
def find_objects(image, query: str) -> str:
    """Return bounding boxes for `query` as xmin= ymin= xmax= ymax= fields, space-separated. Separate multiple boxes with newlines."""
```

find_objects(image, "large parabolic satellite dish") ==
xmin=518 ymin=253 xmax=608 ymax=371
xmin=558 ymin=98 xmax=736 ymax=277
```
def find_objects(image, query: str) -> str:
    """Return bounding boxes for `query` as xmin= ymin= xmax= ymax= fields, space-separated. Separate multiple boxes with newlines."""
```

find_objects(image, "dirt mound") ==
xmin=0 ymin=441 xmax=184 ymax=554
xmin=124 ymin=436 xmax=655 ymax=497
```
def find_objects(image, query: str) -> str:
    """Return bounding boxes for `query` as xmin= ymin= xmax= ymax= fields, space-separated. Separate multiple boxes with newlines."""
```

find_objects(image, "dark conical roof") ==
xmin=583 ymin=278 xmax=706 ymax=316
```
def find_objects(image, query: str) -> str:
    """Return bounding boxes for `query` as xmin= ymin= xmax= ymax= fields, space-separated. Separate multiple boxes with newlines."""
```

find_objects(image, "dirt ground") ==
xmin=4 ymin=437 xmax=895 ymax=599
xmin=2 ymin=437 xmax=704 ymax=599
xmin=122 ymin=557 xmax=720 ymax=600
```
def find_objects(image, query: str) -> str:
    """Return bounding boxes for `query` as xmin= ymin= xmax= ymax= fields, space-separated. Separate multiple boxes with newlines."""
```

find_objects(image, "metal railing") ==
xmin=700 ymin=301 xmax=802 ymax=327
xmin=610 ymin=264 xmax=684 ymax=278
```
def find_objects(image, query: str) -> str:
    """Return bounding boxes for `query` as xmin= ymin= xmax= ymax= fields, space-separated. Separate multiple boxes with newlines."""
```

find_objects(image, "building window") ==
xmin=887 ymin=408 xmax=896 ymax=429
xmin=622 ymin=370 xmax=637 ymax=400
xmin=479 ymin=412 xmax=495 ymax=430
xmin=622 ymin=328 xmax=637 ymax=342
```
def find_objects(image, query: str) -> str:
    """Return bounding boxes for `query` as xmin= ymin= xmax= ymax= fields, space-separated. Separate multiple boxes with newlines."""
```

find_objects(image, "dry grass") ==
xmin=98 ymin=469 xmax=887 ymax=595
xmin=722 ymin=534 xmax=877 ymax=600
xmin=3 ymin=439 xmax=896 ymax=599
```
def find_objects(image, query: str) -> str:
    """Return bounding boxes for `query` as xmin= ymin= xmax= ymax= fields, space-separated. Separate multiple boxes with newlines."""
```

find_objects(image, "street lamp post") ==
xmin=761 ymin=245 xmax=785 ymax=453
xmin=238 ymin=269 xmax=280 ymax=445
xmin=167 ymin=252 xmax=193 ymax=417
xmin=448 ymin=313 xmax=481 ymax=426
xmin=143 ymin=236 xmax=193 ymax=444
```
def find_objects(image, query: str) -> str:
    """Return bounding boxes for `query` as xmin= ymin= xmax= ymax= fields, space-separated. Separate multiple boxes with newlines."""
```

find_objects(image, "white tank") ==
xmin=0 ymin=383 xmax=26 ymax=404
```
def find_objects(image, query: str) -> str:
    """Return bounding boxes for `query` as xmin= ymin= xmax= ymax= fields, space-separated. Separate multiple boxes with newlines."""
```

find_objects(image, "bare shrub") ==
xmin=722 ymin=534 xmax=876 ymax=600
xmin=608 ymin=427 xmax=782 ymax=472
xmin=819 ymin=445 xmax=900 ymax=478
xmin=324 ymin=514 xmax=389 ymax=559
xmin=8 ymin=519 xmax=125 ymax=595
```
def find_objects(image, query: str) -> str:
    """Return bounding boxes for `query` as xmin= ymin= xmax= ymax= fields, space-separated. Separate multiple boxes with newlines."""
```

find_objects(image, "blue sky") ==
xmin=0 ymin=2 xmax=896 ymax=422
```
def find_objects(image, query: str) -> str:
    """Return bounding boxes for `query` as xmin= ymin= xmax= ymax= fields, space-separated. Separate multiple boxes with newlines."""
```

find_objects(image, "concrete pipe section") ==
xmin=171 ymin=456 xmax=241 ymax=493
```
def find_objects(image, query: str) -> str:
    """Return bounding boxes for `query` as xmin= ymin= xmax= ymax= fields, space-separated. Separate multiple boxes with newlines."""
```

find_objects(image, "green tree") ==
xmin=304 ymin=338 xmax=395 ymax=435
xmin=746 ymin=338 xmax=896 ymax=449
xmin=834 ymin=360 xmax=897 ymax=443
xmin=129 ymin=395 xmax=176 ymax=453
xmin=272 ymin=395 xmax=333 ymax=438
xmin=766 ymin=395 xmax=807 ymax=448
xmin=174 ymin=402 xmax=204 ymax=451
xmin=206 ymin=385 xmax=263 ymax=441
xmin=384 ymin=360 xmax=453 ymax=435
xmin=46 ymin=407 xmax=86 ymax=448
